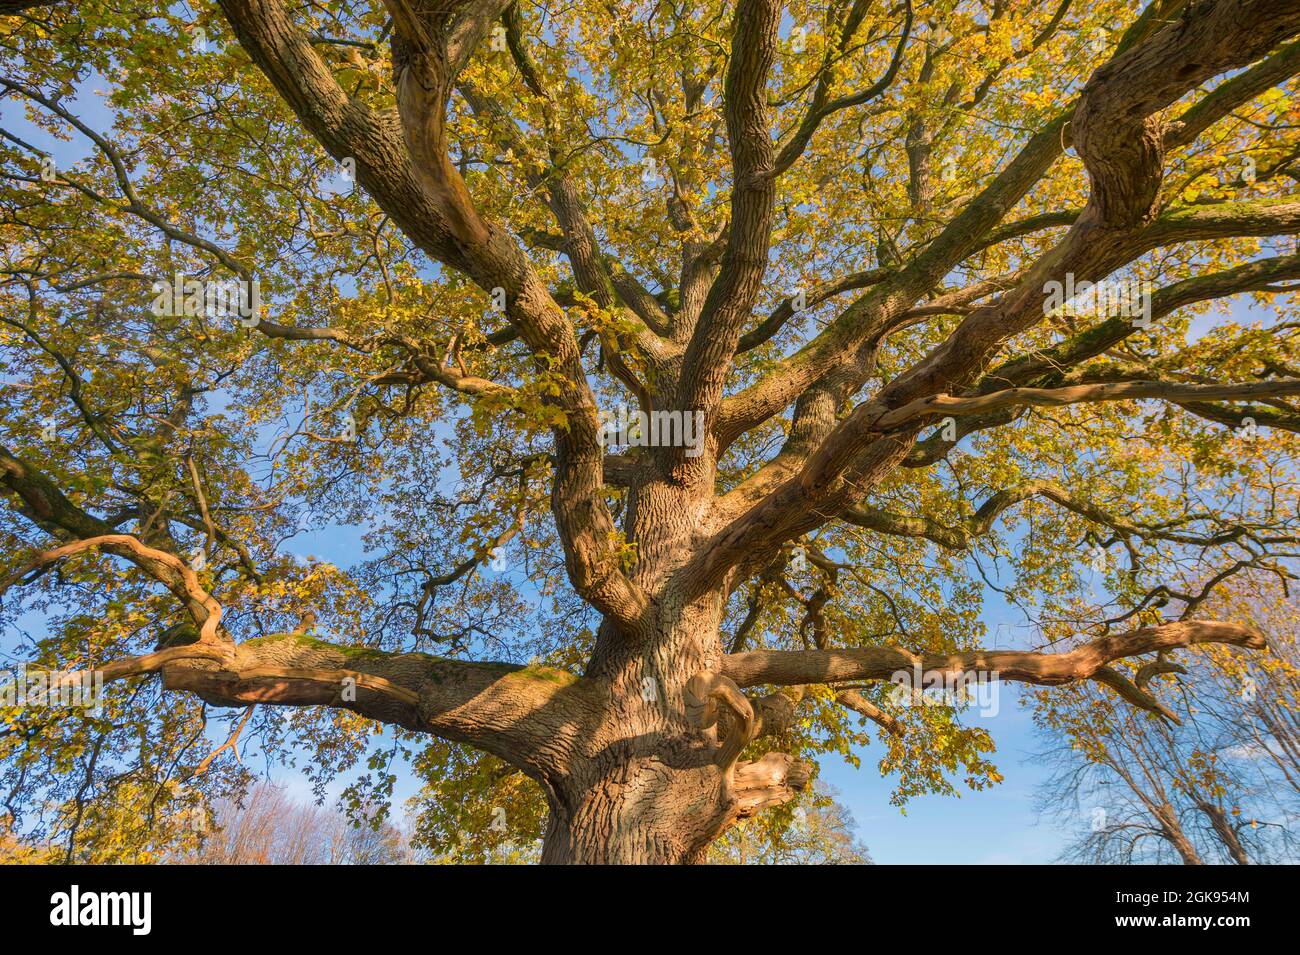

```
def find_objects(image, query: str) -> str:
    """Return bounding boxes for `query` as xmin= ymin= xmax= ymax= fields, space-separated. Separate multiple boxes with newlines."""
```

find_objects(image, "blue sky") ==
xmin=821 ymin=695 xmax=1066 ymax=865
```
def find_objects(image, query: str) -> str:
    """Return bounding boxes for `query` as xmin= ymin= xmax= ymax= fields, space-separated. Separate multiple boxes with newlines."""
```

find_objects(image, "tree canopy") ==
xmin=1 ymin=0 xmax=1299 ymax=863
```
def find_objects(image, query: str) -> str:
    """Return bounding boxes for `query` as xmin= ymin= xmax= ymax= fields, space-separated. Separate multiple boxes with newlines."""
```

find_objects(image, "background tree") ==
xmin=0 ymin=780 xmax=413 ymax=863
xmin=192 ymin=782 xmax=410 ymax=864
xmin=1036 ymin=578 xmax=1300 ymax=864
xmin=2 ymin=0 xmax=1300 ymax=863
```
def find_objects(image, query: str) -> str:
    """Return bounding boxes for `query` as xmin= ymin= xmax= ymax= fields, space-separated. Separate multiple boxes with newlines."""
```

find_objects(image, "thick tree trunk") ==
xmin=536 ymin=473 xmax=808 ymax=863
xmin=539 ymin=744 xmax=810 ymax=863
xmin=540 ymin=586 xmax=736 ymax=864
xmin=539 ymin=757 xmax=732 ymax=864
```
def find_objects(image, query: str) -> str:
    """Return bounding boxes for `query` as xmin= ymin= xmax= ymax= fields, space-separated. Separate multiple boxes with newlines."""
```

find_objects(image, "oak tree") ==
xmin=3 ymin=0 xmax=1300 ymax=863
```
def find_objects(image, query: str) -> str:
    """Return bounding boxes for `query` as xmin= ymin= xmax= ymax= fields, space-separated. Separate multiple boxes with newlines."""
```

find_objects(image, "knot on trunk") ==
xmin=732 ymin=753 xmax=812 ymax=819
xmin=685 ymin=671 xmax=755 ymax=769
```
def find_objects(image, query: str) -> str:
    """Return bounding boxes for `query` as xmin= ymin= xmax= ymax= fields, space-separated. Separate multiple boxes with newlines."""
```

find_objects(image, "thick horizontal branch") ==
xmin=720 ymin=620 xmax=1266 ymax=689
xmin=93 ymin=632 xmax=604 ymax=779
xmin=1177 ymin=399 xmax=1300 ymax=433
xmin=873 ymin=377 xmax=1300 ymax=430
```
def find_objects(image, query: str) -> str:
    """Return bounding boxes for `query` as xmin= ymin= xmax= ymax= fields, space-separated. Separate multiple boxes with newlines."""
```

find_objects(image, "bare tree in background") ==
xmin=191 ymin=782 xmax=410 ymax=865
xmin=1035 ymin=583 xmax=1300 ymax=864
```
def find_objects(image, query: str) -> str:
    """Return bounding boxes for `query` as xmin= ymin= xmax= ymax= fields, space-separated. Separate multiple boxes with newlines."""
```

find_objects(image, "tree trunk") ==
xmin=1154 ymin=803 xmax=1204 ymax=865
xmin=539 ymin=757 xmax=733 ymax=864
xmin=537 ymin=486 xmax=807 ymax=863
xmin=538 ymin=719 xmax=810 ymax=863
xmin=539 ymin=585 xmax=734 ymax=864
xmin=1197 ymin=801 xmax=1250 ymax=864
